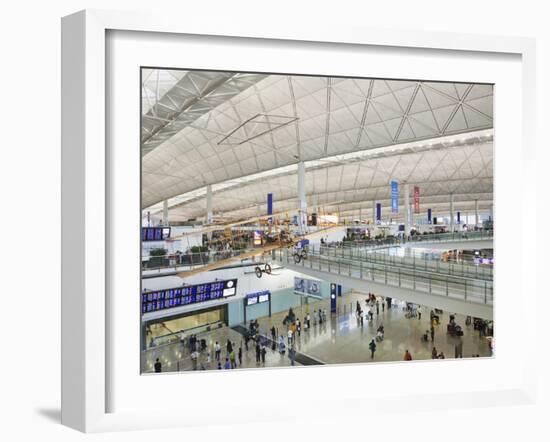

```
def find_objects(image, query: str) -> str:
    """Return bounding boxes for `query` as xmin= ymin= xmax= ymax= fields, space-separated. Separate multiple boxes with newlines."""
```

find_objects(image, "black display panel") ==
xmin=141 ymin=227 xmax=171 ymax=241
xmin=141 ymin=279 xmax=238 ymax=314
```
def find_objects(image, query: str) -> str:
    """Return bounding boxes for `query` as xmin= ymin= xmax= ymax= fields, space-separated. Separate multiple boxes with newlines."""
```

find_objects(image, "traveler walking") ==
xmin=369 ymin=339 xmax=376 ymax=359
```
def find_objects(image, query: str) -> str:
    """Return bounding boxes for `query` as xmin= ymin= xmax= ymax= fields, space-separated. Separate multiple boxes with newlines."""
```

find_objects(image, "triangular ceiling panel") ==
xmin=432 ymin=105 xmax=457 ymax=131
xmin=466 ymin=84 xmax=493 ymax=101
xmin=422 ymin=86 xmax=458 ymax=109
xmin=446 ymin=107 xmax=468 ymax=133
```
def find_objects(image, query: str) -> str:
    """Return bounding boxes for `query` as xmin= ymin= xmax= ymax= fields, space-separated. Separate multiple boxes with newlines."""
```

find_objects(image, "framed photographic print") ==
xmin=61 ymin=9 xmax=537 ymax=432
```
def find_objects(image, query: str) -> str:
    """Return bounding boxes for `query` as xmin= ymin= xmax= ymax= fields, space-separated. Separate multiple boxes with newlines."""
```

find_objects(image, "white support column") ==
xmin=404 ymin=183 xmax=410 ymax=237
xmin=162 ymin=200 xmax=169 ymax=226
xmin=475 ymin=199 xmax=479 ymax=226
xmin=372 ymin=200 xmax=376 ymax=224
xmin=298 ymin=162 xmax=308 ymax=233
xmin=449 ymin=192 xmax=454 ymax=232
xmin=206 ymin=184 xmax=213 ymax=225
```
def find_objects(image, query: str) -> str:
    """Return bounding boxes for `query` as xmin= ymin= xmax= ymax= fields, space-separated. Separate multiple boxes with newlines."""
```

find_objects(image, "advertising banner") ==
xmin=294 ymin=277 xmax=322 ymax=298
xmin=391 ymin=181 xmax=399 ymax=213
xmin=376 ymin=203 xmax=381 ymax=222
xmin=414 ymin=186 xmax=420 ymax=213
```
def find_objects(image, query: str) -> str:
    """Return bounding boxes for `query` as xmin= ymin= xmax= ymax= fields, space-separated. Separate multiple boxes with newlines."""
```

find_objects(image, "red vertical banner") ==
xmin=414 ymin=186 xmax=420 ymax=213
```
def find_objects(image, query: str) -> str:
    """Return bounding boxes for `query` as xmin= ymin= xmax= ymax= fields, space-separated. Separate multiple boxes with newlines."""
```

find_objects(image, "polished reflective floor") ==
xmin=142 ymin=290 xmax=492 ymax=373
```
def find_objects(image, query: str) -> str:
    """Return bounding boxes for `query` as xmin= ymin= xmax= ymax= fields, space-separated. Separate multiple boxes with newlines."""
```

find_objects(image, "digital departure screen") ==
xmin=141 ymin=227 xmax=171 ymax=241
xmin=141 ymin=279 xmax=238 ymax=314
xmin=246 ymin=290 xmax=270 ymax=306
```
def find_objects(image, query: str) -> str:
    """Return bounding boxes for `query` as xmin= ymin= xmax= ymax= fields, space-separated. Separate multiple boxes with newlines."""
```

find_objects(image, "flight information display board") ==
xmin=141 ymin=227 xmax=171 ymax=241
xmin=246 ymin=290 xmax=270 ymax=306
xmin=141 ymin=279 xmax=238 ymax=314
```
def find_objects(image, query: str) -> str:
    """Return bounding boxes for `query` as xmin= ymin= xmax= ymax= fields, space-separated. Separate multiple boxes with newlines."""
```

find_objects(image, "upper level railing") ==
xmin=142 ymin=248 xmax=260 ymax=273
xmin=272 ymin=248 xmax=493 ymax=305
xmin=142 ymin=230 xmax=493 ymax=273
xmin=310 ymin=245 xmax=493 ymax=281
xmin=328 ymin=229 xmax=493 ymax=249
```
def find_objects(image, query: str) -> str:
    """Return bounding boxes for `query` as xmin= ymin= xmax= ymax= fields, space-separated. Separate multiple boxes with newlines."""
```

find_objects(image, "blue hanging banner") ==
xmin=457 ymin=211 xmax=461 ymax=223
xmin=376 ymin=203 xmax=381 ymax=222
xmin=427 ymin=208 xmax=432 ymax=224
xmin=267 ymin=193 xmax=273 ymax=224
xmin=391 ymin=181 xmax=399 ymax=213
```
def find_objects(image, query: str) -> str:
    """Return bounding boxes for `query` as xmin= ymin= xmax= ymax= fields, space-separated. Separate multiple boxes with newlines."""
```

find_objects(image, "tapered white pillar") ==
xmin=475 ymin=199 xmax=479 ymax=226
xmin=298 ymin=162 xmax=308 ymax=233
xmin=372 ymin=200 xmax=376 ymax=224
xmin=449 ymin=192 xmax=454 ymax=232
xmin=206 ymin=184 xmax=213 ymax=224
xmin=162 ymin=200 xmax=169 ymax=226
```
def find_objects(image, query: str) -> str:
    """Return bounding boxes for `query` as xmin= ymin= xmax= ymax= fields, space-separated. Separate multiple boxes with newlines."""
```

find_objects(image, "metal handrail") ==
xmin=141 ymin=247 xmax=259 ymax=272
xmin=275 ymin=248 xmax=493 ymax=305
xmin=309 ymin=245 xmax=492 ymax=281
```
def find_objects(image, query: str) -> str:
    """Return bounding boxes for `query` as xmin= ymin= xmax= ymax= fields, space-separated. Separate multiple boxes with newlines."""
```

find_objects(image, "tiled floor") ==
xmin=142 ymin=324 xmax=300 ymax=373
xmin=142 ymin=290 xmax=492 ymax=373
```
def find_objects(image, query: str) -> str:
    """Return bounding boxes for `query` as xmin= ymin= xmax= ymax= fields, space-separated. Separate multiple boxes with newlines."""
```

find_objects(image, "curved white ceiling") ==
xmin=142 ymin=70 xmax=493 ymax=220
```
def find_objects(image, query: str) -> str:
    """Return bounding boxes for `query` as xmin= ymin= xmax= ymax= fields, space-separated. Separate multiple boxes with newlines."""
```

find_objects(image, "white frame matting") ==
xmin=61 ymin=9 xmax=538 ymax=433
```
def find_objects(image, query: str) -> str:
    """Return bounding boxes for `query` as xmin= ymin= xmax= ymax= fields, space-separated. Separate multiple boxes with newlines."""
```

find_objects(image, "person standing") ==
xmin=214 ymin=341 xmax=221 ymax=361
xmin=191 ymin=350 xmax=199 ymax=370
xmin=229 ymin=349 xmax=236 ymax=368
xmin=296 ymin=319 xmax=301 ymax=337
xmin=369 ymin=339 xmax=376 ymax=359
xmin=255 ymin=342 xmax=261 ymax=363
xmin=226 ymin=339 xmax=233 ymax=356
xmin=418 ymin=306 xmax=422 ymax=320
xmin=430 ymin=325 xmax=435 ymax=342
xmin=287 ymin=328 xmax=293 ymax=346
xmin=306 ymin=313 xmax=311 ymax=329
xmin=154 ymin=358 xmax=162 ymax=373
xmin=289 ymin=346 xmax=296 ymax=366
xmin=382 ymin=301 xmax=385 ymax=313
xmin=238 ymin=347 xmax=242 ymax=366
xmin=404 ymin=349 xmax=412 ymax=361
xmin=431 ymin=347 xmax=438 ymax=359
xmin=261 ymin=345 xmax=267 ymax=364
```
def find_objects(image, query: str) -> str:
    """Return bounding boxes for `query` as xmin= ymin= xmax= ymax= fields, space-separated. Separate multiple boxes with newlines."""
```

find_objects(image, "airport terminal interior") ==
xmin=140 ymin=70 xmax=494 ymax=373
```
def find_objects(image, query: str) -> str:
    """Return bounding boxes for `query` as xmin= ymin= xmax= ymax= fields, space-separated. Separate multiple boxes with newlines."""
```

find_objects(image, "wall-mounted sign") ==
xmin=294 ymin=277 xmax=322 ymax=298
xmin=141 ymin=279 xmax=237 ymax=314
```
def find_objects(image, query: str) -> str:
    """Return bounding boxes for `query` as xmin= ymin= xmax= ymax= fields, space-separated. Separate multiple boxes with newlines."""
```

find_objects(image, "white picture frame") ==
xmin=61 ymin=9 xmax=537 ymax=433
